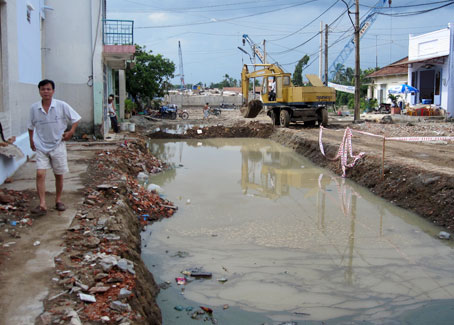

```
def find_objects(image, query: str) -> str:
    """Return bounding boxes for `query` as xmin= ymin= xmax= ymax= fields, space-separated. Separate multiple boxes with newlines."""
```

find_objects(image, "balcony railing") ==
xmin=103 ymin=19 xmax=134 ymax=45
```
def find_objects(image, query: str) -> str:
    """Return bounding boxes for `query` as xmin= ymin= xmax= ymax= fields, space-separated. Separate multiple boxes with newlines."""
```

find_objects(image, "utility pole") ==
xmin=253 ymin=45 xmax=256 ymax=100
xmin=375 ymin=35 xmax=378 ymax=69
xmin=263 ymin=39 xmax=267 ymax=64
xmin=354 ymin=0 xmax=361 ymax=121
xmin=319 ymin=21 xmax=323 ymax=80
xmin=178 ymin=41 xmax=185 ymax=90
xmin=324 ymin=24 xmax=329 ymax=86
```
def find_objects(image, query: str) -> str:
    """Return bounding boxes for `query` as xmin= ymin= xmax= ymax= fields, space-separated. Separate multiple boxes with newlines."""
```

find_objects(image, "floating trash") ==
xmin=175 ymin=277 xmax=187 ymax=285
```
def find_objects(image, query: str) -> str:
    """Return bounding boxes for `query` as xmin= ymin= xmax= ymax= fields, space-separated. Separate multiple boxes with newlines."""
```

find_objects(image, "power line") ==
xmin=269 ymin=0 xmax=341 ymax=42
xmin=268 ymin=5 xmax=349 ymax=55
xmin=361 ymin=0 xmax=454 ymax=10
xmin=376 ymin=1 xmax=454 ymax=17
xmin=135 ymin=1 xmax=317 ymax=29
xmin=120 ymin=0 xmax=293 ymax=12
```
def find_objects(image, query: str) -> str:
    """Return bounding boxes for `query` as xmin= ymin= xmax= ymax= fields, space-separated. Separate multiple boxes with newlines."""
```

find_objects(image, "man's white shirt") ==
xmin=28 ymin=99 xmax=81 ymax=153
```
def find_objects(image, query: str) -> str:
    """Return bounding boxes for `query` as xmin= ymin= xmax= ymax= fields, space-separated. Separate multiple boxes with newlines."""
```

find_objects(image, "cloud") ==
xmin=148 ymin=12 xmax=168 ymax=22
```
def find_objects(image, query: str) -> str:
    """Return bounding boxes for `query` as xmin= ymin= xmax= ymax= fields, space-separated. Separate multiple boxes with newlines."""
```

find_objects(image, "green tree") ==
xmin=332 ymin=63 xmax=346 ymax=84
xmin=209 ymin=74 xmax=238 ymax=89
xmin=292 ymin=55 xmax=310 ymax=86
xmin=126 ymin=45 xmax=175 ymax=109
xmin=335 ymin=67 xmax=379 ymax=107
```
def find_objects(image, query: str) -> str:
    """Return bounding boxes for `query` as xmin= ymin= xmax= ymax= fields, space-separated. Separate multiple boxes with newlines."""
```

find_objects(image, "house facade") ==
xmin=405 ymin=23 xmax=454 ymax=116
xmin=0 ymin=0 xmax=134 ymax=184
xmin=367 ymin=57 xmax=409 ymax=105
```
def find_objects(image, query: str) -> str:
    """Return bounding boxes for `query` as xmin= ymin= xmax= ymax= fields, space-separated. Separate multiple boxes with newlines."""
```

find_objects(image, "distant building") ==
xmin=0 ymin=0 xmax=135 ymax=184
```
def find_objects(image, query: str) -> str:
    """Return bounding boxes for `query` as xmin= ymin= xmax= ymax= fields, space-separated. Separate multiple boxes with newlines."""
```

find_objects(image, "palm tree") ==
xmin=333 ymin=63 xmax=346 ymax=83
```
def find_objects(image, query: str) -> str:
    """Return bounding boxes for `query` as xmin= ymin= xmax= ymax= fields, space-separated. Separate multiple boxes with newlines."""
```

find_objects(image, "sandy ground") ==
xmin=0 ymin=108 xmax=453 ymax=324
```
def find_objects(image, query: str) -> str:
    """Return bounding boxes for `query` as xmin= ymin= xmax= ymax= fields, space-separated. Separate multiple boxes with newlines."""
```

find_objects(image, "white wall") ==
xmin=448 ymin=23 xmax=454 ymax=117
xmin=371 ymin=75 xmax=408 ymax=104
xmin=16 ymin=0 xmax=41 ymax=84
xmin=0 ymin=0 xmax=43 ymax=184
xmin=409 ymin=28 xmax=450 ymax=61
xmin=165 ymin=94 xmax=243 ymax=107
xmin=42 ymin=0 xmax=103 ymax=134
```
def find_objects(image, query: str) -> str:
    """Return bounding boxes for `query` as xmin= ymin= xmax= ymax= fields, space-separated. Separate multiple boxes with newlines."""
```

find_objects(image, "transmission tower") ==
xmin=178 ymin=41 xmax=185 ymax=89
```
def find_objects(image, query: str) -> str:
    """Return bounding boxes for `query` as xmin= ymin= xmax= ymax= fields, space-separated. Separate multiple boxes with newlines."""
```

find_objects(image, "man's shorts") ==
xmin=36 ymin=141 xmax=69 ymax=175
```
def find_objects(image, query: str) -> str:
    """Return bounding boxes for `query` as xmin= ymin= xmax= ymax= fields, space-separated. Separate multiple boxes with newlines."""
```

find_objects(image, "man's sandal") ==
xmin=31 ymin=206 xmax=47 ymax=217
xmin=55 ymin=202 xmax=66 ymax=211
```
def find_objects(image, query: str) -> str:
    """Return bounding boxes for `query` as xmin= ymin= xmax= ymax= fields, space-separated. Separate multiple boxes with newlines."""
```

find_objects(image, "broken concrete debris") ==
xmin=27 ymin=139 xmax=170 ymax=323
xmin=79 ymin=293 xmax=96 ymax=303
xmin=438 ymin=231 xmax=451 ymax=240
xmin=110 ymin=300 xmax=132 ymax=312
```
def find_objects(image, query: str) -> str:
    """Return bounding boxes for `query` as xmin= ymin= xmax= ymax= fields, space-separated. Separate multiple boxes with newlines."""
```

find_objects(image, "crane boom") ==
xmin=327 ymin=0 xmax=388 ymax=81
xmin=242 ymin=34 xmax=266 ymax=64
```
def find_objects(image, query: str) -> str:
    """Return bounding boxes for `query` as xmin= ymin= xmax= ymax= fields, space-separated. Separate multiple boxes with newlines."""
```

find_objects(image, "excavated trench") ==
xmin=143 ymin=121 xmax=454 ymax=323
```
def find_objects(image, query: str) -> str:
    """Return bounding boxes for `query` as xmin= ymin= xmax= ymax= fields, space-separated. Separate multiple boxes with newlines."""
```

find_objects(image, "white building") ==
xmin=403 ymin=23 xmax=454 ymax=116
xmin=0 ymin=0 xmax=134 ymax=184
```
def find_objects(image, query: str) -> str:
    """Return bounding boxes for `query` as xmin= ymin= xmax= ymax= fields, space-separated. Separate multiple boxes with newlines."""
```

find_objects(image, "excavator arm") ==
xmin=241 ymin=64 xmax=291 ymax=118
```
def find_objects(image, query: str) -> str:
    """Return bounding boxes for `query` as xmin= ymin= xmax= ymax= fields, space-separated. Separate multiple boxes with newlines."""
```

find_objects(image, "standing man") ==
xmin=28 ymin=79 xmax=81 ymax=216
xmin=108 ymin=94 xmax=119 ymax=133
xmin=203 ymin=102 xmax=210 ymax=119
xmin=269 ymin=77 xmax=276 ymax=101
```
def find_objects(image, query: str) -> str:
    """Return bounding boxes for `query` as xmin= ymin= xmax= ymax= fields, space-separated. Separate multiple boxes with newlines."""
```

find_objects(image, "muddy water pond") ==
xmin=142 ymin=138 xmax=454 ymax=324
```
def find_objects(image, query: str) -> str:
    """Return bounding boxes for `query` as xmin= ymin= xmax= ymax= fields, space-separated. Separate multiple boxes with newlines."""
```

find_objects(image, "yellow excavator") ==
xmin=241 ymin=63 xmax=336 ymax=127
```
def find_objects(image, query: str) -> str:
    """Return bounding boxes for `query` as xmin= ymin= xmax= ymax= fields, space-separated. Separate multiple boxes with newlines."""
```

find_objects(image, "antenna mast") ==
xmin=178 ymin=41 xmax=185 ymax=89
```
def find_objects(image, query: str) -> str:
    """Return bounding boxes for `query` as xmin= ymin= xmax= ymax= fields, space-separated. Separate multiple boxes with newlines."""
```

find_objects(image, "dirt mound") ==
xmin=270 ymin=127 xmax=454 ymax=230
xmin=147 ymin=121 xmax=274 ymax=139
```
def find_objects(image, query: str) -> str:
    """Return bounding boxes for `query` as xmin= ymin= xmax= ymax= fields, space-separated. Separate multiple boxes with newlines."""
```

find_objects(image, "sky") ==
xmin=107 ymin=0 xmax=454 ymax=86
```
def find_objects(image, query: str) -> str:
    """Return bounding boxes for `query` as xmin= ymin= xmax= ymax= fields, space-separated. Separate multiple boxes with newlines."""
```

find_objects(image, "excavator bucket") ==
xmin=241 ymin=100 xmax=263 ymax=118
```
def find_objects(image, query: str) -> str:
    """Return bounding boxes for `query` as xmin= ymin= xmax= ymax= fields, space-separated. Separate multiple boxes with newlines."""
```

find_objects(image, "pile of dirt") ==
xmin=37 ymin=140 xmax=176 ymax=325
xmin=269 ymin=127 xmax=454 ymax=230
xmin=147 ymin=121 xmax=274 ymax=139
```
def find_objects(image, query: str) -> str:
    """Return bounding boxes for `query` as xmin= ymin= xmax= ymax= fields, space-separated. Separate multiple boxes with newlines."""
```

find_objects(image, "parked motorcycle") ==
xmin=208 ymin=107 xmax=221 ymax=116
xmin=219 ymin=103 xmax=237 ymax=110
xmin=374 ymin=103 xmax=391 ymax=114
xmin=178 ymin=108 xmax=189 ymax=120
xmin=158 ymin=105 xmax=177 ymax=119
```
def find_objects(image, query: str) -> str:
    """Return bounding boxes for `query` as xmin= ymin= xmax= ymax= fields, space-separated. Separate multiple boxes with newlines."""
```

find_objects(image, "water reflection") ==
xmin=145 ymin=139 xmax=454 ymax=322
xmin=239 ymin=144 xmax=365 ymax=286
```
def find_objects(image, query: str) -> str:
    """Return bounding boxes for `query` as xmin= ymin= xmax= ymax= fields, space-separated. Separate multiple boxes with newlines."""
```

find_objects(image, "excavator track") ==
xmin=241 ymin=100 xmax=263 ymax=118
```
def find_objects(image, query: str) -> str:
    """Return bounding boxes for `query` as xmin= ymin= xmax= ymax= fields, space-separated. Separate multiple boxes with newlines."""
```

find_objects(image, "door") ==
xmin=434 ymin=70 xmax=441 ymax=106
xmin=276 ymin=76 xmax=283 ymax=100
xmin=419 ymin=70 xmax=435 ymax=104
